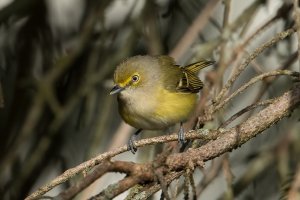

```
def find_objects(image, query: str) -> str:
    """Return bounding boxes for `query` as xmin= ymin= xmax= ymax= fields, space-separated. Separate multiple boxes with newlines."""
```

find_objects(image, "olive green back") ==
xmin=157 ymin=56 xmax=214 ymax=93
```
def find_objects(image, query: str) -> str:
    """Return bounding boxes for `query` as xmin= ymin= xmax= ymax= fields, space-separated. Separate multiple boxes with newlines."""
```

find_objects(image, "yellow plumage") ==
xmin=110 ymin=55 xmax=214 ymax=153
xmin=119 ymin=86 xmax=197 ymax=130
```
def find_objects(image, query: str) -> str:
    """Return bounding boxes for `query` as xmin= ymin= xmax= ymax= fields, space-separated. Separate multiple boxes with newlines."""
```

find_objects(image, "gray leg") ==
xmin=178 ymin=122 xmax=186 ymax=144
xmin=127 ymin=129 xmax=142 ymax=154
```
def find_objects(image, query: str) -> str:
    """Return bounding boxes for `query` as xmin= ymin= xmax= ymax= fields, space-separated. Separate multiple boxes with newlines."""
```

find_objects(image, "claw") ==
xmin=178 ymin=122 xmax=186 ymax=144
xmin=127 ymin=129 xmax=142 ymax=154
xmin=127 ymin=135 xmax=137 ymax=154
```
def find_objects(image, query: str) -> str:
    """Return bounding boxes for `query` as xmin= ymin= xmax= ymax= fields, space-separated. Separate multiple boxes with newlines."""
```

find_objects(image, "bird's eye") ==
xmin=132 ymin=75 xmax=139 ymax=82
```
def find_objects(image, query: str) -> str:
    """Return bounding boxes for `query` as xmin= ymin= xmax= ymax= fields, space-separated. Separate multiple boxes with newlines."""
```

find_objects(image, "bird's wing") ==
xmin=176 ymin=59 xmax=214 ymax=93
xmin=176 ymin=70 xmax=204 ymax=93
xmin=157 ymin=56 xmax=214 ymax=93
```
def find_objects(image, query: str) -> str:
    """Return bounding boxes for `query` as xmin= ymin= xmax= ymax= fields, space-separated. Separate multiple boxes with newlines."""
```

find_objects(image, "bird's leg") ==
xmin=178 ymin=122 xmax=186 ymax=144
xmin=128 ymin=129 xmax=142 ymax=154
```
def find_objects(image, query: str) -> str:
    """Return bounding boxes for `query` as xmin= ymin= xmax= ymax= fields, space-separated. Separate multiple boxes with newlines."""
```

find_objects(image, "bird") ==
xmin=110 ymin=55 xmax=214 ymax=153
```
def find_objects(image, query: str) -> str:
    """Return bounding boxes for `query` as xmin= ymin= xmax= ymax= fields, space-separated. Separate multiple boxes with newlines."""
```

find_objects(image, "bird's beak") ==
xmin=110 ymin=85 xmax=124 ymax=95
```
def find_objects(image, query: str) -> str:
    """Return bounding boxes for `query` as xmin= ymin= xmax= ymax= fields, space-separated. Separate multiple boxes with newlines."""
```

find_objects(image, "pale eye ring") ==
xmin=132 ymin=75 xmax=139 ymax=82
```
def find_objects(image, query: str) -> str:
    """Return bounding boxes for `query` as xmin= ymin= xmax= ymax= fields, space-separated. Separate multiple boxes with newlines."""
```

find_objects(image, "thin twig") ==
xmin=219 ymin=99 xmax=274 ymax=128
xmin=25 ymin=130 xmax=218 ymax=200
xmin=88 ymin=176 xmax=144 ymax=200
xmin=222 ymin=154 xmax=234 ymax=200
xmin=214 ymin=27 xmax=296 ymax=105
xmin=287 ymin=164 xmax=300 ymax=200
xmin=196 ymin=157 xmax=224 ymax=196
xmin=27 ymin=83 xmax=300 ymax=199
xmin=213 ymin=70 xmax=299 ymax=113
xmin=294 ymin=0 xmax=300 ymax=76
xmin=183 ymin=170 xmax=190 ymax=200
xmin=167 ymin=84 xmax=300 ymax=170
xmin=55 ymin=161 xmax=149 ymax=200
xmin=156 ymin=168 xmax=171 ymax=200
xmin=218 ymin=148 xmax=276 ymax=199
xmin=132 ymin=172 xmax=184 ymax=200
xmin=213 ymin=7 xmax=284 ymax=103
xmin=189 ymin=170 xmax=197 ymax=200
xmin=217 ymin=0 xmax=231 ymax=91
xmin=169 ymin=0 xmax=220 ymax=60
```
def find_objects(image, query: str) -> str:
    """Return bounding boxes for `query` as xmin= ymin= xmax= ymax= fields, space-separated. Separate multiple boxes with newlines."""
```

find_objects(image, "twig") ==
xmin=55 ymin=161 xmax=149 ymax=200
xmin=216 ymin=0 xmax=232 ymax=90
xmin=169 ymin=0 xmax=220 ymax=60
xmin=156 ymin=168 xmax=171 ymax=200
xmin=294 ymin=0 xmax=300 ymax=75
xmin=0 ymin=1 xmax=111 ymax=176
xmin=0 ymin=96 xmax=45 ymax=173
xmin=196 ymin=157 xmax=224 ymax=196
xmin=222 ymin=154 xmax=234 ymax=200
xmin=132 ymin=172 xmax=184 ymax=200
xmin=188 ymin=170 xmax=197 ymax=200
xmin=27 ymin=82 xmax=300 ymax=199
xmin=218 ymin=149 xmax=276 ymax=199
xmin=183 ymin=170 xmax=190 ymax=200
xmin=213 ymin=70 xmax=299 ymax=113
xmin=239 ymin=52 xmax=298 ymax=123
xmin=166 ymin=84 xmax=300 ymax=170
xmin=287 ymin=164 xmax=300 ymax=200
xmin=89 ymin=176 xmax=146 ymax=200
xmin=212 ymin=3 xmax=292 ymax=105
xmin=219 ymin=99 xmax=274 ymax=128
xmin=25 ymin=130 xmax=218 ymax=200
xmin=214 ymin=27 xmax=296 ymax=105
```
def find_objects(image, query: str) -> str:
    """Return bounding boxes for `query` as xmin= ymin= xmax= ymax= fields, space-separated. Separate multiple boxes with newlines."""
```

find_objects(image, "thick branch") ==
xmin=167 ymin=84 xmax=300 ymax=169
xmin=25 ymin=130 xmax=217 ymax=200
xmin=27 ymin=82 xmax=300 ymax=199
xmin=56 ymin=161 xmax=149 ymax=200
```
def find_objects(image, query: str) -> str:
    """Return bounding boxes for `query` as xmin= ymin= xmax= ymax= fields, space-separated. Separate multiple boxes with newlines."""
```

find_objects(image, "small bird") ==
xmin=110 ymin=55 xmax=214 ymax=153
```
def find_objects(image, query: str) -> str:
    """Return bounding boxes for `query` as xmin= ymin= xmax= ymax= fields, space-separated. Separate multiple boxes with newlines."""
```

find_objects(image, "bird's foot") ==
xmin=178 ymin=122 xmax=186 ymax=145
xmin=127 ymin=135 xmax=137 ymax=154
xmin=127 ymin=129 xmax=142 ymax=154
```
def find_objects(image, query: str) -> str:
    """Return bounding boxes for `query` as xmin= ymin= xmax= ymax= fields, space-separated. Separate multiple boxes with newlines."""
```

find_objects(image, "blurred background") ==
xmin=0 ymin=0 xmax=299 ymax=199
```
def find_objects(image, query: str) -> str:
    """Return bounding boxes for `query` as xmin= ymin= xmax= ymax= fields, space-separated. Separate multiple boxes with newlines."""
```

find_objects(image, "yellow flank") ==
xmin=118 ymin=87 xmax=197 ymax=130
xmin=153 ymin=87 xmax=197 ymax=125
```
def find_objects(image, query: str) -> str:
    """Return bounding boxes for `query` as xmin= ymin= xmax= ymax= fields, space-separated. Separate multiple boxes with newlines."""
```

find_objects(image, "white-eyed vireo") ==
xmin=110 ymin=55 xmax=214 ymax=153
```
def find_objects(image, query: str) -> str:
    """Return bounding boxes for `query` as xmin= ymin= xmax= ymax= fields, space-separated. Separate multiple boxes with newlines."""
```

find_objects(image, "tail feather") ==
xmin=184 ymin=60 xmax=215 ymax=73
xmin=176 ymin=59 xmax=214 ymax=93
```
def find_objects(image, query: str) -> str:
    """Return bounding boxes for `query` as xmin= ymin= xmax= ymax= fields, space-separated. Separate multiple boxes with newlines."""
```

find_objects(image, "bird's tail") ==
xmin=183 ymin=59 xmax=215 ymax=73
xmin=176 ymin=59 xmax=215 ymax=93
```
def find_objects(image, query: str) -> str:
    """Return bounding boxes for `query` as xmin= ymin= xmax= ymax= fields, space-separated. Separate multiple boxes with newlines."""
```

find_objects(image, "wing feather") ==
xmin=176 ymin=59 xmax=214 ymax=93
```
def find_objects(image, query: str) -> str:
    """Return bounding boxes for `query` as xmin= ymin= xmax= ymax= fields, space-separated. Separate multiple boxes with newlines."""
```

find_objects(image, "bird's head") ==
xmin=110 ymin=56 xmax=158 ymax=95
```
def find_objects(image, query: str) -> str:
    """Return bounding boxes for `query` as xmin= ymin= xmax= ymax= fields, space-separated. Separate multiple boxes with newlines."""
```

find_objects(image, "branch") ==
xmin=214 ymin=70 xmax=299 ymax=113
xmin=55 ymin=161 xmax=150 ymax=200
xmin=169 ymin=0 xmax=220 ymax=60
xmin=214 ymin=27 xmax=296 ymax=105
xmin=219 ymin=99 xmax=274 ymax=128
xmin=27 ymin=81 xmax=300 ymax=199
xmin=294 ymin=0 xmax=300 ymax=75
xmin=166 ymin=83 xmax=300 ymax=170
xmin=25 ymin=130 xmax=218 ymax=200
xmin=131 ymin=172 xmax=184 ymax=200
xmin=287 ymin=164 xmax=300 ymax=200
xmin=88 ymin=162 xmax=154 ymax=200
